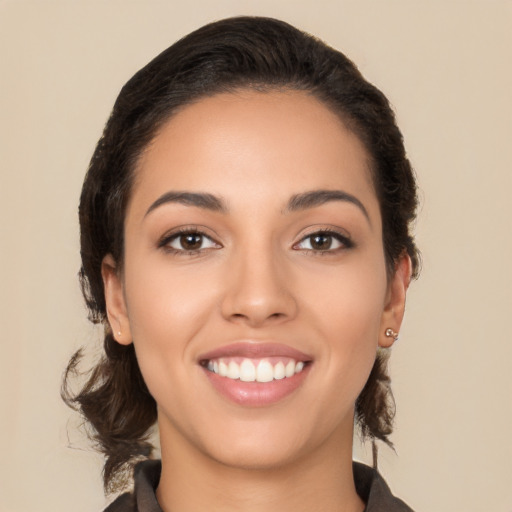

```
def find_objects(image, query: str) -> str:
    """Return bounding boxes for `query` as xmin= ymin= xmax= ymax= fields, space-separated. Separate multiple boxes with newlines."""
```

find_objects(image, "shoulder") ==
xmin=103 ymin=460 xmax=162 ymax=512
xmin=353 ymin=462 xmax=415 ymax=512
xmin=104 ymin=492 xmax=135 ymax=512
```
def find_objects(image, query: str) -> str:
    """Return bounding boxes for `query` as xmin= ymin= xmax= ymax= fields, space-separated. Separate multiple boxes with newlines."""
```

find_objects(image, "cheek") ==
xmin=121 ymin=257 xmax=220 ymax=398
xmin=301 ymin=253 xmax=388 ymax=385
xmin=124 ymin=259 xmax=217 ymax=340
xmin=303 ymin=256 xmax=388 ymax=337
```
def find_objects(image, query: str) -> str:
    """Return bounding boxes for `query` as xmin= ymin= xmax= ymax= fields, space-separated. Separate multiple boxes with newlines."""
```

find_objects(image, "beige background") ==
xmin=1 ymin=1 xmax=511 ymax=511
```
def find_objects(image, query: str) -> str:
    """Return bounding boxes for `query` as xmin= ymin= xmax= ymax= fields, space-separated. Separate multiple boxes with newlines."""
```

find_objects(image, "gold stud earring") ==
xmin=385 ymin=328 xmax=399 ymax=341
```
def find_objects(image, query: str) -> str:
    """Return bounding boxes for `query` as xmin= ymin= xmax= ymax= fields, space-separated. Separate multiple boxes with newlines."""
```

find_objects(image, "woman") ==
xmin=63 ymin=16 xmax=419 ymax=512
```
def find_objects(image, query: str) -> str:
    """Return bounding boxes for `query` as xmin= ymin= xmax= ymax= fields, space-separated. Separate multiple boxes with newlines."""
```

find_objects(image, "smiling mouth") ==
xmin=198 ymin=342 xmax=313 ymax=405
xmin=201 ymin=357 xmax=308 ymax=383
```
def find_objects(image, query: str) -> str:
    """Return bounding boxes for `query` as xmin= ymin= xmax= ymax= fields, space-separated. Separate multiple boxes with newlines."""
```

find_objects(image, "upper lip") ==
xmin=198 ymin=341 xmax=312 ymax=362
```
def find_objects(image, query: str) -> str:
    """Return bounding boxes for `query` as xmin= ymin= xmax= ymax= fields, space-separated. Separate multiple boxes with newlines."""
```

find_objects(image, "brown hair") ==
xmin=62 ymin=16 xmax=419 ymax=492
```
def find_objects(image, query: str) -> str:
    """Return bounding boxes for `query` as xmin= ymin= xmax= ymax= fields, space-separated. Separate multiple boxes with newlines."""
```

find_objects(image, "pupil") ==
xmin=181 ymin=234 xmax=202 ymax=250
xmin=312 ymin=234 xmax=331 ymax=250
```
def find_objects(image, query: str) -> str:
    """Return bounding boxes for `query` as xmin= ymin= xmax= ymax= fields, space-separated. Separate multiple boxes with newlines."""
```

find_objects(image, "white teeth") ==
xmin=227 ymin=361 xmax=240 ymax=379
xmin=219 ymin=360 xmax=228 ymax=377
xmin=285 ymin=360 xmax=295 ymax=378
xmin=207 ymin=357 xmax=306 ymax=381
xmin=256 ymin=360 xmax=274 ymax=382
xmin=239 ymin=359 xmax=256 ymax=382
xmin=273 ymin=361 xmax=285 ymax=380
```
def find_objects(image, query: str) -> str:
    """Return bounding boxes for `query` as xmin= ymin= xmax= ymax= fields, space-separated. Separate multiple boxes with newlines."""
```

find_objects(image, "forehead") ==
xmin=130 ymin=89 xmax=377 ymax=217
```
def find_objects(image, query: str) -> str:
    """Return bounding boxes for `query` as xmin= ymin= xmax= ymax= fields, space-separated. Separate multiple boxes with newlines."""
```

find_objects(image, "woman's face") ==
xmin=103 ymin=90 xmax=408 ymax=470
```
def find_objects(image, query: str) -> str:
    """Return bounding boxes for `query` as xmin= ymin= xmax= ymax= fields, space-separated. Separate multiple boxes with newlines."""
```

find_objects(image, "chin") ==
xmin=206 ymin=438 xmax=305 ymax=471
xmin=194 ymin=413 xmax=345 ymax=472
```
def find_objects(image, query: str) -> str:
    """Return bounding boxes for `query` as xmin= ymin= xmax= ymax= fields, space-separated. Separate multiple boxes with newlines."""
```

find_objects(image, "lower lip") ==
xmin=202 ymin=365 xmax=310 ymax=407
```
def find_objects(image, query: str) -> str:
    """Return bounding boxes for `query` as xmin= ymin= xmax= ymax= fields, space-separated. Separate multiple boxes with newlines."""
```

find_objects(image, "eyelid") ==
xmin=292 ymin=227 xmax=354 ymax=252
xmin=158 ymin=225 xmax=222 ymax=252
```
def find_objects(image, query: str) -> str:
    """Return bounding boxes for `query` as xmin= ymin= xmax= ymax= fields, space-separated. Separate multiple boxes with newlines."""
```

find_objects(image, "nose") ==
xmin=220 ymin=246 xmax=298 ymax=328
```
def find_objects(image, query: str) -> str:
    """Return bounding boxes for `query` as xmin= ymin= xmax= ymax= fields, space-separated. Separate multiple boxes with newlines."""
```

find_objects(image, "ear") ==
xmin=379 ymin=253 xmax=412 ymax=348
xmin=101 ymin=254 xmax=132 ymax=345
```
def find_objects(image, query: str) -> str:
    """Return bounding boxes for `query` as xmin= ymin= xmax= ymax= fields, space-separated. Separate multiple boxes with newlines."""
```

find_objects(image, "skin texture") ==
xmin=102 ymin=90 xmax=410 ymax=512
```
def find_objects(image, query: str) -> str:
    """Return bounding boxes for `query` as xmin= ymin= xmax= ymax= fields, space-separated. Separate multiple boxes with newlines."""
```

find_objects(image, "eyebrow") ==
xmin=286 ymin=189 xmax=370 ymax=222
xmin=145 ymin=191 xmax=227 ymax=217
xmin=144 ymin=188 xmax=370 ymax=223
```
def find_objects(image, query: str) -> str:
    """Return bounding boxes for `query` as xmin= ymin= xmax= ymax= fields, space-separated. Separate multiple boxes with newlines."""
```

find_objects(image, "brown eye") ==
xmin=164 ymin=231 xmax=219 ymax=252
xmin=310 ymin=234 xmax=333 ymax=250
xmin=294 ymin=231 xmax=352 ymax=252
xmin=179 ymin=233 xmax=203 ymax=250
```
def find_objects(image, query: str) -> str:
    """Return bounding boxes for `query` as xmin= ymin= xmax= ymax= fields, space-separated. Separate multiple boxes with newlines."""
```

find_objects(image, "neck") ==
xmin=156 ymin=421 xmax=365 ymax=512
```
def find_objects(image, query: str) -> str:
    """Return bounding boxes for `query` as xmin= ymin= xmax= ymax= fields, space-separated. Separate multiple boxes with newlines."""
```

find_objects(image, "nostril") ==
xmin=269 ymin=312 xmax=285 ymax=320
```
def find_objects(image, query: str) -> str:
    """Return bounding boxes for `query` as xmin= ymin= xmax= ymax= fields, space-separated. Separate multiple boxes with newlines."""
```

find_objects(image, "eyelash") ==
xmin=293 ymin=229 xmax=354 ymax=254
xmin=158 ymin=227 xmax=221 ymax=256
xmin=158 ymin=227 xmax=353 ymax=256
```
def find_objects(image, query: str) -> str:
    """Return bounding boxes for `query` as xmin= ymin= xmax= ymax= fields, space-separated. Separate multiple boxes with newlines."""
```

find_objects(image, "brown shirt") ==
xmin=104 ymin=459 xmax=415 ymax=512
